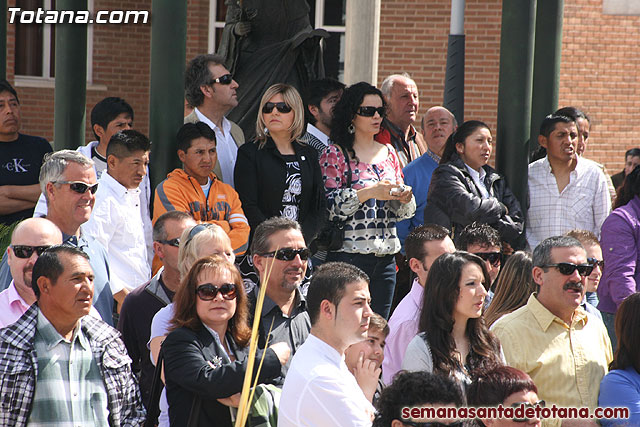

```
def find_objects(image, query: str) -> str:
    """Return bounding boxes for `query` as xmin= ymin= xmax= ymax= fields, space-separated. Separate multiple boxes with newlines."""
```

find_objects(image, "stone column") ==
xmin=344 ymin=0 xmax=381 ymax=85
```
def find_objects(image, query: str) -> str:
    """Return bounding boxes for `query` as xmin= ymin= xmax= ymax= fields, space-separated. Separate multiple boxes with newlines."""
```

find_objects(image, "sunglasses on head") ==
xmin=209 ymin=73 xmax=234 ymax=85
xmin=542 ymin=262 xmax=594 ymax=276
xmin=196 ymin=283 xmax=237 ymax=301
xmin=262 ymin=102 xmax=292 ymax=114
xmin=587 ymin=257 xmax=605 ymax=269
xmin=157 ymin=237 xmax=180 ymax=248
xmin=473 ymin=252 xmax=501 ymax=267
xmin=183 ymin=223 xmax=215 ymax=248
xmin=11 ymin=245 xmax=51 ymax=259
xmin=260 ymin=247 xmax=310 ymax=261
xmin=54 ymin=180 xmax=99 ymax=194
xmin=356 ymin=106 xmax=386 ymax=117
xmin=511 ymin=400 xmax=545 ymax=422
xmin=402 ymin=421 xmax=464 ymax=427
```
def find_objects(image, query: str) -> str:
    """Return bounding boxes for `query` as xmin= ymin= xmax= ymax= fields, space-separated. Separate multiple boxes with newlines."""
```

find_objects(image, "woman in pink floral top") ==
xmin=319 ymin=82 xmax=416 ymax=318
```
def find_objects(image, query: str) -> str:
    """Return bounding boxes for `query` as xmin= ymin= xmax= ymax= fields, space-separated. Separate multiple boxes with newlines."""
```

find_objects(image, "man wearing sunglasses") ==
xmin=249 ymin=217 xmax=311 ymax=379
xmin=0 ymin=218 xmax=62 ymax=328
xmin=565 ymin=229 xmax=604 ymax=322
xmin=0 ymin=79 xmax=53 ymax=225
xmin=492 ymin=236 xmax=612 ymax=425
xmin=184 ymin=54 xmax=244 ymax=188
xmin=457 ymin=223 xmax=503 ymax=305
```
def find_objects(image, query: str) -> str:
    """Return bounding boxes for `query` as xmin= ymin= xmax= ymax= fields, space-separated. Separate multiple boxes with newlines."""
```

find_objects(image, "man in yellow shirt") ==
xmin=492 ymin=235 xmax=612 ymax=426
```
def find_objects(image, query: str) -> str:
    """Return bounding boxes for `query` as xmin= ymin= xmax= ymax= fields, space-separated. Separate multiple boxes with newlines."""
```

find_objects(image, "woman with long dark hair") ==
xmin=319 ymin=82 xmax=415 ymax=319
xmin=425 ymin=120 xmax=525 ymax=250
xmin=599 ymin=165 xmax=640 ymax=350
xmin=483 ymin=251 xmax=535 ymax=327
xmin=162 ymin=256 xmax=289 ymax=426
xmin=402 ymin=251 xmax=503 ymax=383
xmin=599 ymin=292 xmax=640 ymax=426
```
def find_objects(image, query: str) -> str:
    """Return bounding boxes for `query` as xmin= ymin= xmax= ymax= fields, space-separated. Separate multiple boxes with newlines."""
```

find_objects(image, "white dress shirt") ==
xmin=464 ymin=163 xmax=490 ymax=198
xmin=306 ymin=123 xmax=330 ymax=146
xmin=195 ymin=108 xmax=238 ymax=187
xmin=527 ymin=156 xmax=611 ymax=249
xmin=82 ymin=172 xmax=151 ymax=292
xmin=279 ymin=334 xmax=374 ymax=427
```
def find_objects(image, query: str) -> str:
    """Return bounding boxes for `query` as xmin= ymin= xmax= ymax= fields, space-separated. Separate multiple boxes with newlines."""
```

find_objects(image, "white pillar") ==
xmin=344 ymin=0 xmax=381 ymax=85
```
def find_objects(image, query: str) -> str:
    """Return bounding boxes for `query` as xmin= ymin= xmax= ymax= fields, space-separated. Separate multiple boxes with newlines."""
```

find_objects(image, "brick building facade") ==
xmin=7 ymin=0 xmax=640 ymax=173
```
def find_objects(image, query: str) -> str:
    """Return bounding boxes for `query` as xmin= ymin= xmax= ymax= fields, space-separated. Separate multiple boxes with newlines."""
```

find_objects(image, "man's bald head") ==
xmin=421 ymin=106 xmax=457 ymax=157
xmin=8 ymin=218 xmax=63 ymax=303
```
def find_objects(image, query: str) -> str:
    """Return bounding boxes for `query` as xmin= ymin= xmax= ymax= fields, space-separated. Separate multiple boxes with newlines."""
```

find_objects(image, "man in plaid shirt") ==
xmin=0 ymin=245 xmax=145 ymax=426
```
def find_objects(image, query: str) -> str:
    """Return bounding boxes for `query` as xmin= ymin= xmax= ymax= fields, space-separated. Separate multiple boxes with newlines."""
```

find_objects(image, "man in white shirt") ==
xmin=300 ymin=78 xmax=345 ymax=154
xmin=382 ymin=224 xmax=455 ymax=384
xmin=527 ymin=114 xmax=611 ymax=249
xmin=279 ymin=262 xmax=375 ymax=427
xmin=183 ymin=54 xmax=244 ymax=188
xmin=83 ymin=130 xmax=151 ymax=294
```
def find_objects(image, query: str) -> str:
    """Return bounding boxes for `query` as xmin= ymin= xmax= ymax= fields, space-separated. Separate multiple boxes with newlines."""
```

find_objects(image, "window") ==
xmin=208 ymin=0 xmax=345 ymax=81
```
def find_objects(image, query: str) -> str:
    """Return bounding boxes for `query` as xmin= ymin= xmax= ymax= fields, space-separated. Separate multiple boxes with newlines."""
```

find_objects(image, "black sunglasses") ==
xmin=196 ymin=283 xmax=237 ymax=301
xmin=511 ymin=400 xmax=545 ymax=422
xmin=587 ymin=257 xmax=605 ymax=270
xmin=209 ymin=73 xmax=234 ymax=85
xmin=402 ymin=421 xmax=464 ymax=427
xmin=183 ymin=224 xmax=215 ymax=248
xmin=262 ymin=102 xmax=292 ymax=114
xmin=54 ymin=180 xmax=99 ymax=194
xmin=542 ymin=263 xmax=594 ymax=276
xmin=473 ymin=252 xmax=501 ymax=267
xmin=11 ymin=245 xmax=52 ymax=259
xmin=260 ymin=247 xmax=310 ymax=261
xmin=356 ymin=106 xmax=386 ymax=117
xmin=157 ymin=237 xmax=180 ymax=248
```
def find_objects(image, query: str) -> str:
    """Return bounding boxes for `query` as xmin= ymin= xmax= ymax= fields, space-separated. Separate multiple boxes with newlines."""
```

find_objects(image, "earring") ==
xmin=348 ymin=123 xmax=355 ymax=134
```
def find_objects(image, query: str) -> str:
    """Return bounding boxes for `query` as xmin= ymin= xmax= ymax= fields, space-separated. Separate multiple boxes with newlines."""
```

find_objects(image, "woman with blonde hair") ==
xmin=234 ymin=83 xmax=325 ymax=244
xmin=484 ymin=251 xmax=535 ymax=327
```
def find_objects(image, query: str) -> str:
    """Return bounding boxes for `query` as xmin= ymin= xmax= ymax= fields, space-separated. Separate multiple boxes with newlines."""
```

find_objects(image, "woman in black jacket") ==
xmin=424 ymin=120 xmax=525 ymax=249
xmin=234 ymin=83 xmax=325 ymax=244
xmin=163 ymin=255 xmax=289 ymax=427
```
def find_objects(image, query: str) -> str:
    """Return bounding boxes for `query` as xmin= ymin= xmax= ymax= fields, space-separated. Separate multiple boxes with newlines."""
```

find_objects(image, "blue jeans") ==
xmin=601 ymin=311 xmax=617 ymax=352
xmin=325 ymin=251 xmax=396 ymax=319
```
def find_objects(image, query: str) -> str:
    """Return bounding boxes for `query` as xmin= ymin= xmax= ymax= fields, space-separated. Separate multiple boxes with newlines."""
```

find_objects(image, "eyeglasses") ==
xmin=511 ymin=400 xmax=545 ymax=422
xmin=473 ymin=252 xmax=501 ymax=267
xmin=259 ymin=247 xmax=310 ymax=261
xmin=11 ymin=245 xmax=52 ymax=259
xmin=402 ymin=421 xmax=464 ymax=427
xmin=53 ymin=180 xmax=99 ymax=194
xmin=157 ymin=237 xmax=180 ymax=248
xmin=183 ymin=223 xmax=215 ymax=247
xmin=262 ymin=102 xmax=292 ymax=114
xmin=356 ymin=106 xmax=386 ymax=117
xmin=196 ymin=283 xmax=237 ymax=301
xmin=541 ymin=263 xmax=594 ymax=276
xmin=587 ymin=257 xmax=605 ymax=269
xmin=208 ymin=73 xmax=234 ymax=85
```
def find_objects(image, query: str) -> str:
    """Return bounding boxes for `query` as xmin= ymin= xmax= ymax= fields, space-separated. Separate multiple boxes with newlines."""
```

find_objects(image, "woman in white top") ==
xmin=402 ymin=251 xmax=504 ymax=384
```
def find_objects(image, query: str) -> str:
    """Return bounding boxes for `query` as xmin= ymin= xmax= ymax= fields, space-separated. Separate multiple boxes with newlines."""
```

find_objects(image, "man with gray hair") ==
xmin=183 ymin=54 xmax=244 ymax=187
xmin=249 ymin=216 xmax=311 ymax=379
xmin=492 ymin=236 xmax=612 ymax=426
xmin=0 ymin=149 xmax=118 ymax=325
xmin=375 ymin=73 xmax=426 ymax=168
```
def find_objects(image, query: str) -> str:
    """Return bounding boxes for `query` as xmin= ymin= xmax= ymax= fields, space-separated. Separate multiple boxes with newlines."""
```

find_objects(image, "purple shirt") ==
xmin=0 ymin=282 xmax=31 ymax=328
xmin=599 ymin=196 xmax=640 ymax=313
xmin=382 ymin=279 xmax=423 ymax=384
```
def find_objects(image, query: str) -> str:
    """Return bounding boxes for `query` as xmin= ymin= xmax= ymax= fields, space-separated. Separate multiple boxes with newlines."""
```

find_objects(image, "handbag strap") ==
xmin=144 ymin=347 xmax=165 ymax=427
xmin=337 ymin=145 xmax=353 ymax=188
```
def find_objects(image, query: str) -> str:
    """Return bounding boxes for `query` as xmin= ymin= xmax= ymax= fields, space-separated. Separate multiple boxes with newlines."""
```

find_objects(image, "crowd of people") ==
xmin=0 ymin=52 xmax=638 ymax=427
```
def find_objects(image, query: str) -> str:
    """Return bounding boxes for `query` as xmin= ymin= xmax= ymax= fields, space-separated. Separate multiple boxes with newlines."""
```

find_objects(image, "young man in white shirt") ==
xmin=83 ymin=130 xmax=151 ymax=295
xmin=279 ymin=262 xmax=375 ymax=427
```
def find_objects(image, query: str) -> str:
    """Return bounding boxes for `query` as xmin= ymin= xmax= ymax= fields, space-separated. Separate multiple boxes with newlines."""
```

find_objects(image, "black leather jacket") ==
xmin=424 ymin=154 xmax=525 ymax=249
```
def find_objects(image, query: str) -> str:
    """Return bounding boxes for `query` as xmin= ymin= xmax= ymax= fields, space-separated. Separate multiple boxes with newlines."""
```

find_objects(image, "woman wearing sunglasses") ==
xmin=599 ymin=292 xmax=640 ymax=426
xmin=162 ymin=255 xmax=289 ymax=426
xmin=424 ymin=120 xmax=525 ymax=251
xmin=319 ymin=82 xmax=415 ymax=319
xmin=402 ymin=252 xmax=504 ymax=385
xmin=234 ymin=83 xmax=325 ymax=244
xmin=468 ymin=365 xmax=542 ymax=426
